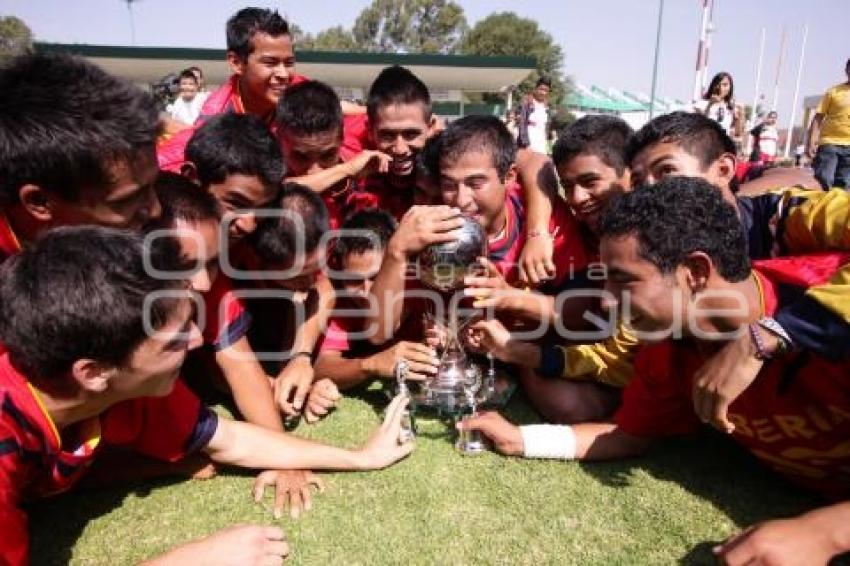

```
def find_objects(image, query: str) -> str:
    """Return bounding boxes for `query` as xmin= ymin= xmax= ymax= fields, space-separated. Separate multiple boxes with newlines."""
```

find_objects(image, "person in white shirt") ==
xmin=750 ymin=110 xmax=780 ymax=164
xmin=167 ymin=69 xmax=204 ymax=125
xmin=693 ymin=71 xmax=736 ymax=136
xmin=518 ymin=76 xmax=552 ymax=154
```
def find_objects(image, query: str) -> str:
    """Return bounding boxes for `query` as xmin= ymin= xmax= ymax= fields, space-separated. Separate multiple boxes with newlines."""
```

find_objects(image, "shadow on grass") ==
xmin=579 ymin=429 xmax=819 ymax=564
xmin=27 ymin=475 xmax=183 ymax=565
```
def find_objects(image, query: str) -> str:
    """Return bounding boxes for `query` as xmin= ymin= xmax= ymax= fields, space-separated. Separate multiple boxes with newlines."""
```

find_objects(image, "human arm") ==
xmin=516 ymin=149 xmax=558 ymax=285
xmin=215 ymin=336 xmax=284 ymax=432
xmin=141 ymin=525 xmax=288 ymax=566
xmin=805 ymin=113 xmax=825 ymax=160
xmin=366 ymin=206 xmax=463 ymax=345
xmin=286 ymin=150 xmax=391 ymax=194
xmin=202 ymin=394 xmax=413 ymax=471
xmin=457 ymin=411 xmax=650 ymax=461
xmin=274 ymin=277 xmax=335 ymax=416
xmin=315 ymin=342 xmax=438 ymax=390
xmin=715 ymin=501 xmax=850 ymax=566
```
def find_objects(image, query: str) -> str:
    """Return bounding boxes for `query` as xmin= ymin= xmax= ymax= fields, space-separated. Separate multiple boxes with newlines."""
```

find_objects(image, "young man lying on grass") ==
xmin=463 ymin=178 xmax=850 ymax=565
xmin=0 ymin=227 xmax=413 ymax=565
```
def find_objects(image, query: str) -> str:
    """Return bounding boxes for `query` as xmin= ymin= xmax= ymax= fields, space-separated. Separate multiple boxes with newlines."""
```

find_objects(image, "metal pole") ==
xmin=692 ymin=0 xmax=710 ymax=102
xmin=745 ymin=27 xmax=766 ymax=156
xmin=649 ymin=0 xmax=665 ymax=120
xmin=771 ymin=27 xmax=786 ymax=112
xmin=700 ymin=0 xmax=716 ymax=92
xmin=784 ymin=24 xmax=809 ymax=158
xmin=125 ymin=0 xmax=137 ymax=46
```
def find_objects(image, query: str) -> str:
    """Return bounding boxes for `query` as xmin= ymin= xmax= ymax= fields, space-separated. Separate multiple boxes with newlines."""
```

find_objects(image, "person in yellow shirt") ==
xmin=806 ymin=58 xmax=850 ymax=189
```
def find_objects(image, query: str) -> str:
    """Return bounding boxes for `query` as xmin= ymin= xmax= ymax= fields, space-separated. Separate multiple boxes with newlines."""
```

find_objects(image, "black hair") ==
xmin=185 ymin=113 xmax=285 ymax=191
xmin=367 ymin=65 xmax=431 ymax=124
xmin=431 ymin=115 xmax=516 ymax=181
xmin=276 ymin=80 xmax=343 ymax=137
xmin=0 ymin=226 xmax=186 ymax=381
xmin=250 ymin=182 xmax=329 ymax=267
xmin=704 ymin=71 xmax=734 ymax=106
xmin=333 ymin=208 xmax=396 ymax=267
xmin=552 ymin=115 xmax=633 ymax=175
xmin=153 ymin=172 xmax=222 ymax=227
xmin=418 ymin=131 xmax=442 ymax=179
xmin=626 ymin=111 xmax=737 ymax=171
xmin=536 ymin=76 xmax=552 ymax=88
xmin=178 ymin=69 xmax=199 ymax=84
xmin=226 ymin=7 xmax=291 ymax=60
xmin=188 ymin=65 xmax=203 ymax=78
xmin=0 ymin=53 xmax=160 ymax=206
xmin=598 ymin=177 xmax=750 ymax=282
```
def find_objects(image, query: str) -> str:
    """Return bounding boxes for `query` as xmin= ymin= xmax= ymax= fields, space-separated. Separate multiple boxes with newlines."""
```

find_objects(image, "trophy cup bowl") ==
xmin=417 ymin=215 xmax=486 ymax=292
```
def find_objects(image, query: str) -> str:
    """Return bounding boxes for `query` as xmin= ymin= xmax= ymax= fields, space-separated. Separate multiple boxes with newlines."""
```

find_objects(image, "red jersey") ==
xmin=202 ymin=274 xmax=252 ymax=351
xmin=0 ymin=213 xmax=22 ymax=264
xmin=488 ymin=184 xmax=589 ymax=288
xmin=157 ymin=73 xmax=309 ymax=173
xmin=0 ymin=353 xmax=218 ymax=565
xmin=615 ymin=254 xmax=850 ymax=500
xmin=340 ymin=114 xmax=370 ymax=161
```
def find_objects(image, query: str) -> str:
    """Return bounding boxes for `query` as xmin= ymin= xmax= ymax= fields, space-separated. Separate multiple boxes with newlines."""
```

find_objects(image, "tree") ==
xmin=461 ymin=12 xmax=569 ymax=105
xmin=298 ymin=26 xmax=359 ymax=52
xmin=0 ymin=16 xmax=33 ymax=60
xmin=352 ymin=0 xmax=467 ymax=54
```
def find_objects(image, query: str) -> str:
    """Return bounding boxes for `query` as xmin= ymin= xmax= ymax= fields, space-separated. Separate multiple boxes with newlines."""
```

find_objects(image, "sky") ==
xmin=2 ymin=0 xmax=849 ymax=126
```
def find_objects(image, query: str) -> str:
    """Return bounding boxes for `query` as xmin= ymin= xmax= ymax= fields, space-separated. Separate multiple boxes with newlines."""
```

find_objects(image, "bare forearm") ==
xmin=216 ymin=344 xmax=283 ymax=432
xmin=315 ymin=351 xmax=374 ymax=390
xmin=367 ymin=246 xmax=408 ymax=344
xmin=517 ymin=149 xmax=556 ymax=228
xmin=573 ymin=422 xmax=651 ymax=460
xmin=204 ymin=418 xmax=365 ymax=471
xmin=799 ymin=502 xmax=850 ymax=555
xmin=290 ymin=280 xmax=334 ymax=357
xmin=286 ymin=163 xmax=351 ymax=194
xmin=807 ymin=115 xmax=824 ymax=150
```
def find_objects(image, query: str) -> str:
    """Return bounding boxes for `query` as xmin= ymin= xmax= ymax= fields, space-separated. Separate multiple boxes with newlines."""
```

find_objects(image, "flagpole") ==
xmin=784 ymin=25 xmax=809 ymax=158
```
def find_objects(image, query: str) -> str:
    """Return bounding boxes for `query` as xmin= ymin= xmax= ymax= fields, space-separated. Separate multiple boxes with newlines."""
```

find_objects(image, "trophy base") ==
xmin=456 ymin=430 xmax=485 ymax=455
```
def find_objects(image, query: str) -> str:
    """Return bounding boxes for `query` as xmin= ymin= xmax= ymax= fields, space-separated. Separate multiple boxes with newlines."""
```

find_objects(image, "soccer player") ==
xmin=461 ymin=179 xmax=850 ymax=565
xmin=315 ymin=209 xmax=438 ymax=389
xmin=0 ymin=226 xmax=413 ymax=565
xmin=183 ymin=112 xmax=284 ymax=246
xmin=0 ymin=53 xmax=160 ymax=263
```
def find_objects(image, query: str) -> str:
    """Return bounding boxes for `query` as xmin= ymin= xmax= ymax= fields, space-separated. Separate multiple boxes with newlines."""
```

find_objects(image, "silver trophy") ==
xmin=416 ymin=215 xmax=487 ymax=413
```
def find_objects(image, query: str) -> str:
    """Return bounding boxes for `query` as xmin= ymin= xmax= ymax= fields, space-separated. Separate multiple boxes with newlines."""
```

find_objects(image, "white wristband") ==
xmin=520 ymin=424 xmax=576 ymax=460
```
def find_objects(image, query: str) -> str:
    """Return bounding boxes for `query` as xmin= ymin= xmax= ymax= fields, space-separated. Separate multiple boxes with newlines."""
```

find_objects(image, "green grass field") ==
xmin=28 ymin=392 xmax=817 ymax=565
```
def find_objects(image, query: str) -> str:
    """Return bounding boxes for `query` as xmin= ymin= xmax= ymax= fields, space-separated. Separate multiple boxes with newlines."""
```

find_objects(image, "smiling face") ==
xmin=208 ymin=173 xmax=278 ymax=245
xmin=557 ymin=153 xmax=629 ymax=234
xmin=439 ymin=150 xmax=513 ymax=236
xmin=371 ymin=103 xmax=433 ymax=178
xmin=112 ymin=298 xmax=203 ymax=399
xmin=173 ymin=218 xmax=221 ymax=293
xmin=339 ymin=249 xmax=383 ymax=309
xmin=42 ymin=148 xmax=161 ymax=231
xmin=228 ymin=32 xmax=296 ymax=116
xmin=600 ymin=233 xmax=686 ymax=339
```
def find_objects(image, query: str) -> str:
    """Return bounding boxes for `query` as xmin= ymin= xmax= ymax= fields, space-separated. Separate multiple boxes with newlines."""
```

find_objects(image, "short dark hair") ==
xmin=367 ymin=65 xmax=431 ymax=124
xmin=626 ymin=111 xmax=737 ymax=170
xmin=0 ymin=53 xmax=159 ymax=206
xmin=226 ymin=7 xmax=291 ymax=61
xmin=418 ymin=132 xmax=442 ymax=179
xmin=536 ymin=76 xmax=552 ymax=88
xmin=178 ymin=69 xmax=199 ymax=84
xmin=598 ymin=177 xmax=750 ymax=282
xmin=185 ymin=113 xmax=285 ymax=191
xmin=432 ymin=115 xmax=516 ymax=181
xmin=333 ymin=209 xmax=396 ymax=266
xmin=552 ymin=115 xmax=633 ymax=176
xmin=0 ymin=226 xmax=186 ymax=381
xmin=250 ymin=183 xmax=329 ymax=266
xmin=276 ymin=80 xmax=343 ymax=137
xmin=153 ymin=172 xmax=222 ymax=226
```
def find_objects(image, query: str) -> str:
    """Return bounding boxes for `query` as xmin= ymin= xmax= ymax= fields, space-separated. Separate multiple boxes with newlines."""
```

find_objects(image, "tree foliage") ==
xmin=298 ymin=26 xmax=359 ymax=52
xmin=460 ymin=12 xmax=568 ymax=104
xmin=0 ymin=16 xmax=33 ymax=60
xmin=352 ymin=0 xmax=467 ymax=54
